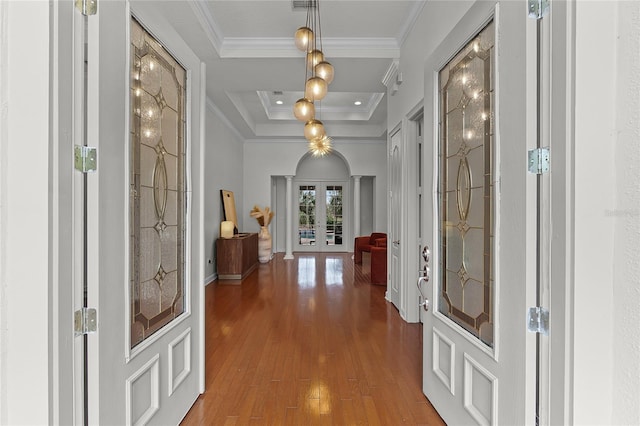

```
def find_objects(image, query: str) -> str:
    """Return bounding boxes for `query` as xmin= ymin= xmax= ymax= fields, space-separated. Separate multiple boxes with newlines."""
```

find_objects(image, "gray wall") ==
xmin=203 ymin=100 xmax=245 ymax=283
xmin=359 ymin=176 xmax=375 ymax=236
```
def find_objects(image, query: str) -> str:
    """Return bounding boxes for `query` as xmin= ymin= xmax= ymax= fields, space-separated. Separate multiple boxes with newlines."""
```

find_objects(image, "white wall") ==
xmin=572 ymin=2 xmax=617 ymax=424
xmin=0 ymin=1 xmax=50 ymax=424
xmin=612 ymin=2 xmax=640 ymax=423
xmin=242 ymin=139 xmax=387 ymax=240
xmin=387 ymin=1 xmax=474 ymax=130
xmin=203 ymin=100 xmax=245 ymax=283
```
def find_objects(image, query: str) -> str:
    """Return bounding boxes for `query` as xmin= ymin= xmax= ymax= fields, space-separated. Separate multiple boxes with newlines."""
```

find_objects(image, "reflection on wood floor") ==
xmin=181 ymin=252 xmax=445 ymax=425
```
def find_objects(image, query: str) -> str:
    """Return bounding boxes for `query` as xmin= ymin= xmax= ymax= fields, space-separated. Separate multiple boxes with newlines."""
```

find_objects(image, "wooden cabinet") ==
xmin=216 ymin=233 xmax=258 ymax=281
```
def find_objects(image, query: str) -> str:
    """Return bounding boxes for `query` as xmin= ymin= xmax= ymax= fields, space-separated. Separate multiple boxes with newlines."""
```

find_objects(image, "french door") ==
xmin=421 ymin=2 xmax=537 ymax=424
xmin=295 ymin=181 xmax=347 ymax=252
xmin=80 ymin=2 xmax=204 ymax=424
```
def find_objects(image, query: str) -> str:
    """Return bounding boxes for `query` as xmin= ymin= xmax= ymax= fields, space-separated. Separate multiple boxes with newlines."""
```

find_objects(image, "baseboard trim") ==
xmin=204 ymin=273 xmax=217 ymax=286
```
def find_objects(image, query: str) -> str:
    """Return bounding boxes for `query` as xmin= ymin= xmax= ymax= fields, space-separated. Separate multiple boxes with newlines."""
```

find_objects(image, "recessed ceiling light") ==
xmin=276 ymin=100 xmax=284 ymax=105
xmin=354 ymin=101 xmax=362 ymax=106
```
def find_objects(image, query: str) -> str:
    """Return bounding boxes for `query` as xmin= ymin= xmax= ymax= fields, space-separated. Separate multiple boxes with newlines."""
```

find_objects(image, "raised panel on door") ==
xmin=85 ymin=2 xmax=204 ymax=424
xmin=421 ymin=2 xmax=536 ymax=425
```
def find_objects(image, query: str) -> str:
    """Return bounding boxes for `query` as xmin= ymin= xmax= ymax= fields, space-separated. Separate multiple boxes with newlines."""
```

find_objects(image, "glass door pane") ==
xmin=298 ymin=185 xmax=316 ymax=246
xmin=437 ymin=21 xmax=495 ymax=347
xmin=295 ymin=182 xmax=347 ymax=252
xmin=130 ymin=18 xmax=186 ymax=348
xmin=324 ymin=185 xmax=343 ymax=247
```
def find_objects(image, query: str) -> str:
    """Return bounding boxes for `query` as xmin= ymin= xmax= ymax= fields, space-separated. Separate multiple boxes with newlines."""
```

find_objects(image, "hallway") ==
xmin=181 ymin=253 xmax=445 ymax=425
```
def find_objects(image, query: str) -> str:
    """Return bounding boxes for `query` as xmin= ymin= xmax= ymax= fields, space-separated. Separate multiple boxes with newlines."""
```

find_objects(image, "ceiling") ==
xmin=152 ymin=0 xmax=425 ymax=141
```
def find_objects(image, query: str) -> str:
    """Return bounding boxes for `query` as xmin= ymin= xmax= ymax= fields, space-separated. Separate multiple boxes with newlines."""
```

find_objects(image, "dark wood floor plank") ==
xmin=181 ymin=252 xmax=445 ymax=425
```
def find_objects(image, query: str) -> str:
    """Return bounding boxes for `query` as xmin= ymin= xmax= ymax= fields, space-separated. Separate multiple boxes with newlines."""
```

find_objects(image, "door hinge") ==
xmin=74 ymin=307 xmax=98 ymax=336
xmin=74 ymin=145 xmax=97 ymax=173
xmin=75 ymin=0 xmax=97 ymax=16
xmin=528 ymin=0 xmax=550 ymax=19
xmin=528 ymin=147 xmax=550 ymax=174
xmin=527 ymin=307 xmax=549 ymax=335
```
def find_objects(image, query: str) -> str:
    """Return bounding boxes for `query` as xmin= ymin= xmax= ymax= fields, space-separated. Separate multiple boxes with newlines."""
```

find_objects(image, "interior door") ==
xmin=84 ymin=2 xmax=204 ymax=424
xmin=295 ymin=182 xmax=346 ymax=252
xmin=389 ymin=128 xmax=402 ymax=308
xmin=421 ymin=2 xmax=536 ymax=424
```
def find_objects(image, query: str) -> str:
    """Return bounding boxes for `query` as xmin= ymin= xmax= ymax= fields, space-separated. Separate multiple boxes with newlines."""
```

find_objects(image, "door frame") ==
xmin=293 ymin=180 xmax=349 ymax=252
xmin=388 ymin=124 xmax=403 ymax=310
xmin=404 ymin=104 xmax=425 ymax=324
xmin=388 ymin=104 xmax=424 ymax=323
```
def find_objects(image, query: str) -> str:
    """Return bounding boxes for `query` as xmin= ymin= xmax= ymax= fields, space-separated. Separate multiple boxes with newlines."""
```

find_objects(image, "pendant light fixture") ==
xmin=308 ymin=135 xmax=332 ymax=157
xmin=293 ymin=0 xmax=335 ymax=156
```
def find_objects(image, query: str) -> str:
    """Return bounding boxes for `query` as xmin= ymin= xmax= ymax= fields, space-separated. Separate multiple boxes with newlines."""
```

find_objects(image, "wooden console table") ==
xmin=216 ymin=233 xmax=258 ymax=281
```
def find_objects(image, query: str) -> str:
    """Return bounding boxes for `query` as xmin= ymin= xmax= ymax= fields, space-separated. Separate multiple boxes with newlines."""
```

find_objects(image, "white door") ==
xmin=295 ymin=182 xmax=347 ymax=252
xmin=389 ymin=129 xmax=402 ymax=308
xmin=83 ymin=2 xmax=204 ymax=424
xmin=421 ymin=2 xmax=537 ymax=424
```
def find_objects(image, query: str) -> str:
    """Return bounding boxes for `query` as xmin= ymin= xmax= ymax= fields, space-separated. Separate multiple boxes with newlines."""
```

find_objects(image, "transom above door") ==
xmin=295 ymin=182 xmax=347 ymax=252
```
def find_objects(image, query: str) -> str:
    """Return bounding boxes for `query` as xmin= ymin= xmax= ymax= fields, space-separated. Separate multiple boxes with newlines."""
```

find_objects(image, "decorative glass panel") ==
xmin=130 ymin=18 xmax=186 ymax=348
xmin=298 ymin=185 xmax=316 ymax=246
xmin=325 ymin=185 xmax=343 ymax=246
xmin=438 ymin=21 xmax=495 ymax=347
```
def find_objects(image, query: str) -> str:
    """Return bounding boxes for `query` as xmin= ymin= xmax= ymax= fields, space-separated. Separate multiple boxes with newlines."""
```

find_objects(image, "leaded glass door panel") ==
xmin=437 ymin=18 xmax=494 ymax=347
xmin=130 ymin=17 xmax=186 ymax=348
xmin=421 ymin=3 xmax=537 ymax=425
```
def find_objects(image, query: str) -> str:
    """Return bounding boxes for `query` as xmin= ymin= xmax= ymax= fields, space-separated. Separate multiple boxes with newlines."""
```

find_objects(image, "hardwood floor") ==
xmin=181 ymin=252 xmax=445 ymax=425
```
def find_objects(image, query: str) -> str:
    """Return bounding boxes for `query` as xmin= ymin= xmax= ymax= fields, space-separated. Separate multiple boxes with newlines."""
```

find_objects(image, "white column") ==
xmin=353 ymin=176 xmax=361 ymax=238
xmin=284 ymin=175 xmax=294 ymax=260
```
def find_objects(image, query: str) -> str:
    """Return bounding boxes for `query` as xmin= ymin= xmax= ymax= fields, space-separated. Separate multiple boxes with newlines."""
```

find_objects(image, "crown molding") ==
xmin=189 ymin=0 xmax=418 ymax=58
xmin=220 ymin=37 xmax=400 ymax=59
xmin=188 ymin=0 xmax=223 ymax=55
xmin=382 ymin=60 xmax=399 ymax=87
xmin=397 ymin=1 xmax=427 ymax=47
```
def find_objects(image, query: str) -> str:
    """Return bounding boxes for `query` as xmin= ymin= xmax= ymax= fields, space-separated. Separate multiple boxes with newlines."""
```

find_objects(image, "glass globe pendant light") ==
xmin=294 ymin=27 xmax=314 ymax=52
xmin=306 ymin=49 xmax=324 ymax=69
xmin=314 ymin=61 xmax=334 ymax=84
xmin=293 ymin=98 xmax=315 ymax=122
xmin=304 ymin=119 xmax=326 ymax=141
xmin=294 ymin=0 xmax=334 ymax=154
xmin=305 ymin=76 xmax=327 ymax=101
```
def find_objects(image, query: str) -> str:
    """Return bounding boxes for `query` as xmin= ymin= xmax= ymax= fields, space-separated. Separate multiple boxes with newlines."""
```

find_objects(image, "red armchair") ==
xmin=354 ymin=232 xmax=387 ymax=264
xmin=371 ymin=244 xmax=387 ymax=285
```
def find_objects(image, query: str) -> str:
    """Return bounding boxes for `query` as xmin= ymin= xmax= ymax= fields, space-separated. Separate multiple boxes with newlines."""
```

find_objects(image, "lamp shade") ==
xmin=314 ymin=61 xmax=334 ymax=84
xmin=220 ymin=221 xmax=234 ymax=238
xmin=305 ymin=76 xmax=328 ymax=101
xmin=306 ymin=49 xmax=324 ymax=69
xmin=293 ymin=98 xmax=315 ymax=122
xmin=304 ymin=119 xmax=326 ymax=141
xmin=294 ymin=27 xmax=314 ymax=52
